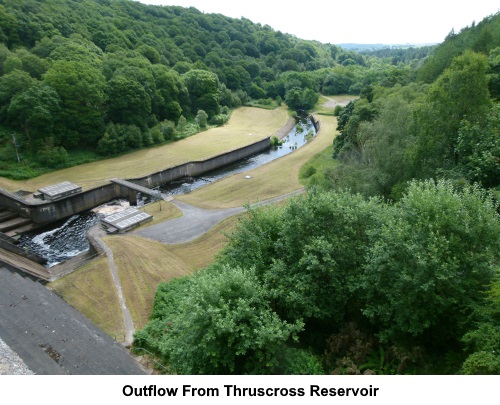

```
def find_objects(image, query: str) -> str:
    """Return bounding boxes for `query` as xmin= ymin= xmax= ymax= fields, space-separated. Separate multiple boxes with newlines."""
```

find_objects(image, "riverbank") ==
xmin=0 ymin=107 xmax=289 ymax=193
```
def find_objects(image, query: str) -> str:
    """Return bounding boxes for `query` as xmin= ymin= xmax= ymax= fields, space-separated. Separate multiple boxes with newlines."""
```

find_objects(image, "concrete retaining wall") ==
xmin=0 ymin=237 xmax=46 ymax=264
xmin=0 ymin=136 xmax=273 ymax=225
xmin=132 ymin=137 xmax=271 ymax=188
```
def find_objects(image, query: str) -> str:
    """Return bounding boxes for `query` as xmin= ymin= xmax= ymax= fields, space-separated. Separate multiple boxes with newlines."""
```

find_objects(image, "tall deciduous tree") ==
xmin=412 ymin=51 xmax=491 ymax=175
xmin=182 ymin=69 xmax=220 ymax=117
xmin=43 ymin=60 xmax=106 ymax=146
xmin=361 ymin=180 xmax=500 ymax=347
xmin=106 ymin=75 xmax=151 ymax=127
xmin=7 ymin=82 xmax=61 ymax=143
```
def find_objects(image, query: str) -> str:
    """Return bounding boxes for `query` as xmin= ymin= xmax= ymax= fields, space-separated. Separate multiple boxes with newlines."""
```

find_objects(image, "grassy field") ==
xmin=314 ymin=94 xmax=358 ymax=115
xmin=176 ymin=115 xmax=339 ymax=209
xmin=104 ymin=216 xmax=239 ymax=329
xmin=0 ymin=107 xmax=289 ymax=192
xmin=48 ymin=257 xmax=126 ymax=341
xmin=133 ymin=200 xmax=183 ymax=230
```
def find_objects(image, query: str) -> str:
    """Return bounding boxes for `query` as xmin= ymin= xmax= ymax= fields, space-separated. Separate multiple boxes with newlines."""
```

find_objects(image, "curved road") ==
xmin=134 ymin=189 xmax=305 ymax=244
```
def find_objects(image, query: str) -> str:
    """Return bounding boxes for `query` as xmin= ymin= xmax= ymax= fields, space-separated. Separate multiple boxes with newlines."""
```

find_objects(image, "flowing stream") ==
xmin=18 ymin=117 xmax=316 ymax=267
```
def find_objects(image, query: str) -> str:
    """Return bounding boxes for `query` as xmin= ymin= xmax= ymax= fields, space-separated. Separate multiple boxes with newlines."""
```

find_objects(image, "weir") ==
xmin=110 ymin=178 xmax=162 ymax=205
xmin=0 ymin=134 xmax=277 ymax=226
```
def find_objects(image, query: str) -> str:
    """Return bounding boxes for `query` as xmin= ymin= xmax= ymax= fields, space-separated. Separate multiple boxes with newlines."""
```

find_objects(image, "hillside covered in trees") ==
xmin=0 ymin=0 xmax=428 ymax=178
xmin=1 ymin=0 xmax=498 ymax=375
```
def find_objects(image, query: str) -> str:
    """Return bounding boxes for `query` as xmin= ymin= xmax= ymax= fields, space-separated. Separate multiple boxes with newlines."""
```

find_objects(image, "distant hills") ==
xmin=338 ymin=43 xmax=437 ymax=52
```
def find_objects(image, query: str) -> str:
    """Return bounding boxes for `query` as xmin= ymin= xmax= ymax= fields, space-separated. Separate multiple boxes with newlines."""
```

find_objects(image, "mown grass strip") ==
xmin=177 ymin=115 xmax=339 ymax=209
xmin=48 ymin=257 xmax=125 ymax=341
xmin=0 ymin=107 xmax=289 ymax=192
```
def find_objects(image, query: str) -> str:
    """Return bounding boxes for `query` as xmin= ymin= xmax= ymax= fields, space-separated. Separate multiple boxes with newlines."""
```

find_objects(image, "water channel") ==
xmin=18 ymin=117 xmax=317 ymax=267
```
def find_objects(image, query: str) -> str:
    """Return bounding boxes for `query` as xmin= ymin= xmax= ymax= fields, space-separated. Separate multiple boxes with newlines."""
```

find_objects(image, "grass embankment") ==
xmin=315 ymin=94 xmax=358 ymax=115
xmin=134 ymin=200 xmax=183 ymax=229
xmin=177 ymin=115 xmax=339 ymax=209
xmin=0 ymin=107 xmax=289 ymax=192
xmin=104 ymin=216 xmax=239 ymax=329
xmin=48 ymin=257 xmax=125 ymax=341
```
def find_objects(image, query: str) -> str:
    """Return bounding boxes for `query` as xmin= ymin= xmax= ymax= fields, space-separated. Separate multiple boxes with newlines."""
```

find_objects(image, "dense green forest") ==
xmin=1 ymin=0 xmax=498 ymax=375
xmin=0 ymin=0 xmax=420 ymax=178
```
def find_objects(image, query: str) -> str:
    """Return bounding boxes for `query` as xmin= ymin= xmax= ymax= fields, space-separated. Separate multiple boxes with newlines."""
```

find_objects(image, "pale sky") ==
xmin=135 ymin=0 xmax=499 ymax=44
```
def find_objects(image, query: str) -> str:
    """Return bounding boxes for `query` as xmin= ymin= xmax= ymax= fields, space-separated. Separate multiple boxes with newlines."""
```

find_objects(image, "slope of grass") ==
xmin=0 ymin=107 xmax=289 ymax=192
xmin=104 ymin=235 xmax=193 ymax=329
xmin=177 ymin=115 xmax=338 ymax=209
xmin=48 ymin=257 xmax=125 ymax=341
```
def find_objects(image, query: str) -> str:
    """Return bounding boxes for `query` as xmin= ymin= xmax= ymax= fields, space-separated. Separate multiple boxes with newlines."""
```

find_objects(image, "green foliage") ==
xmin=195 ymin=109 xmax=208 ymax=128
xmin=412 ymin=51 xmax=492 ymax=177
xmin=455 ymin=105 xmax=500 ymax=188
xmin=222 ymin=190 xmax=381 ymax=325
xmin=106 ymin=74 xmax=151 ymax=127
xmin=417 ymin=13 xmax=500 ymax=83
xmin=37 ymin=140 xmax=69 ymax=169
xmin=285 ymin=87 xmax=319 ymax=111
xmin=182 ymin=70 xmax=220 ymax=117
xmin=43 ymin=60 xmax=106 ymax=146
xmin=270 ymin=136 xmax=282 ymax=147
xmin=333 ymin=105 xmax=344 ymax=116
xmin=460 ymin=275 xmax=500 ymax=375
xmin=6 ymin=82 xmax=61 ymax=144
xmin=208 ymin=113 xmax=230 ymax=126
xmin=461 ymin=351 xmax=500 ymax=375
xmin=97 ymin=123 xmax=143 ymax=155
xmin=136 ymin=266 xmax=303 ymax=374
xmin=361 ymin=180 xmax=500 ymax=347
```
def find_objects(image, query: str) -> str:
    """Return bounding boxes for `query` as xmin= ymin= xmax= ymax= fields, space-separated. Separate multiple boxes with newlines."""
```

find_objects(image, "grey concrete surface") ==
xmin=135 ymin=189 xmax=305 ymax=244
xmin=0 ymin=267 xmax=145 ymax=375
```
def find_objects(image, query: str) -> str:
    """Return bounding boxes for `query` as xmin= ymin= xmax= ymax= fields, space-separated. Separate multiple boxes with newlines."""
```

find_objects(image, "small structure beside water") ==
xmin=101 ymin=207 xmax=152 ymax=233
xmin=37 ymin=181 xmax=82 ymax=201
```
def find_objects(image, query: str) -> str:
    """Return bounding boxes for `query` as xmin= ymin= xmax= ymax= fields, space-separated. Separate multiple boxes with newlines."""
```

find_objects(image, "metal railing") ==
xmin=132 ymin=347 xmax=169 ymax=372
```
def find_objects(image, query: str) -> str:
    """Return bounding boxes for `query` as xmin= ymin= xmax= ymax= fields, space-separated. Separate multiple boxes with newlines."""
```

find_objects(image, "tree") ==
xmin=0 ymin=70 xmax=35 ymax=110
xmin=411 ymin=51 xmax=491 ymax=175
xmin=182 ymin=69 xmax=220 ymax=117
xmin=285 ymin=87 xmax=319 ymax=111
xmin=456 ymin=105 xmax=500 ymax=188
xmin=361 ymin=180 xmax=500 ymax=347
xmin=222 ymin=191 xmax=380 ymax=325
xmin=7 ymin=82 xmax=61 ymax=144
xmin=195 ymin=109 xmax=208 ymax=128
xmin=106 ymin=75 xmax=151 ymax=127
xmin=135 ymin=266 xmax=303 ymax=374
xmin=43 ymin=60 xmax=106 ymax=146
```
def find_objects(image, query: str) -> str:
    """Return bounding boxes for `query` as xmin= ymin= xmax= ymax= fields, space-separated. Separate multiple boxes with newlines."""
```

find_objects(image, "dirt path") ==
xmin=135 ymin=189 xmax=305 ymax=244
xmin=321 ymin=95 xmax=357 ymax=108
xmin=91 ymin=229 xmax=135 ymax=346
